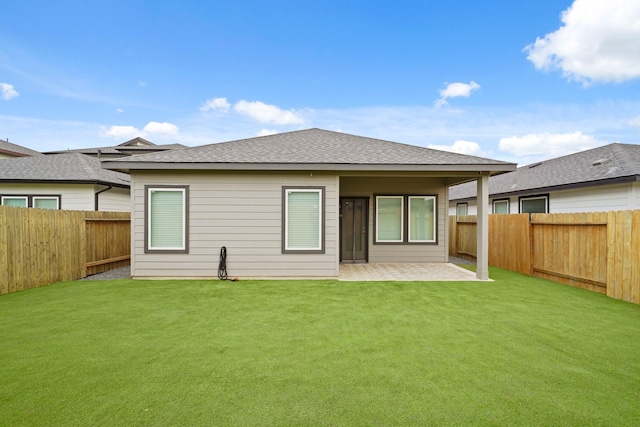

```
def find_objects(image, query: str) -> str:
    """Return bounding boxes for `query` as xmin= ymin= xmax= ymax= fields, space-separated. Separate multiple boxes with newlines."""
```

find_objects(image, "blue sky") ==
xmin=1 ymin=0 xmax=640 ymax=165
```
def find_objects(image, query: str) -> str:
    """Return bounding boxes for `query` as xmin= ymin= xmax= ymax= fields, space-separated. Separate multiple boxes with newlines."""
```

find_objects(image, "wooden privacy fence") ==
xmin=0 ymin=206 xmax=130 ymax=295
xmin=449 ymin=211 xmax=640 ymax=305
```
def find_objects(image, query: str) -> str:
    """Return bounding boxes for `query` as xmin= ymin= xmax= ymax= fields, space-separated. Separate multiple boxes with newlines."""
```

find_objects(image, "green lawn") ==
xmin=1 ymin=268 xmax=639 ymax=426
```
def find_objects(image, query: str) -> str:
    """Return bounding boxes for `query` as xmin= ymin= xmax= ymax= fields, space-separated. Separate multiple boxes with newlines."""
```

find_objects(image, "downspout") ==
xmin=94 ymin=185 xmax=113 ymax=211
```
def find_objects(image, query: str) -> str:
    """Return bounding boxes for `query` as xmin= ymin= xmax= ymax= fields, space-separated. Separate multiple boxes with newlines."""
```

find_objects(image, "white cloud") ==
xmin=6 ymin=96 xmax=639 ymax=163
xmin=138 ymin=81 xmax=147 ymax=87
xmin=234 ymin=100 xmax=305 ymax=125
xmin=102 ymin=125 xmax=139 ymax=139
xmin=629 ymin=116 xmax=640 ymax=128
xmin=499 ymin=132 xmax=604 ymax=159
xmin=1 ymin=83 xmax=19 ymax=100
xmin=524 ymin=0 xmax=640 ymax=84
xmin=101 ymin=121 xmax=179 ymax=139
xmin=143 ymin=121 xmax=179 ymax=135
xmin=428 ymin=140 xmax=487 ymax=157
xmin=435 ymin=81 xmax=480 ymax=107
xmin=200 ymin=97 xmax=230 ymax=113
xmin=256 ymin=128 xmax=278 ymax=137
xmin=116 ymin=108 xmax=124 ymax=114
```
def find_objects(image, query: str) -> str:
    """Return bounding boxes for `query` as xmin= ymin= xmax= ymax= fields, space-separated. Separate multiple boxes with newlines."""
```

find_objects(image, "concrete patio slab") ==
xmin=339 ymin=263 xmax=488 ymax=282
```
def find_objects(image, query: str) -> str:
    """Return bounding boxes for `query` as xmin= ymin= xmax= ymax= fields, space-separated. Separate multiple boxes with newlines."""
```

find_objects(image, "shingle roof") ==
xmin=0 ymin=139 xmax=42 ymax=157
xmin=449 ymin=143 xmax=640 ymax=200
xmin=44 ymin=143 xmax=186 ymax=156
xmin=118 ymin=137 xmax=155 ymax=147
xmin=0 ymin=153 xmax=130 ymax=187
xmin=104 ymin=128 xmax=515 ymax=173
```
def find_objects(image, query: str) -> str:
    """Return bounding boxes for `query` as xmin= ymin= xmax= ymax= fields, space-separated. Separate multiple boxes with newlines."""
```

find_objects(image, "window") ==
xmin=409 ymin=196 xmax=436 ymax=243
xmin=1 ymin=195 xmax=60 ymax=209
xmin=375 ymin=195 xmax=437 ymax=244
xmin=493 ymin=199 xmax=509 ymax=214
xmin=33 ymin=197 xmax=59 ymax=210
xmin=520 ymin=195 xmax=548 ymax=214
xmin=376 ymin=196 xmax=403 ymax=242
xmin=1 ymin=196 xmax=28 ymax=207
xmin=145 ymin=186 xmax=189 ymax=253
xmin=456 ymin=203 xmax=468 ymax=217
xmin=283 ymin=187 xmax=324 ymax=253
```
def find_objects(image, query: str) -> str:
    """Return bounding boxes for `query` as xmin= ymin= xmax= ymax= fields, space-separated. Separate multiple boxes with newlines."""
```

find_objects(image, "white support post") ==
xmin=476 ymin=173 xmax=490 ymax=280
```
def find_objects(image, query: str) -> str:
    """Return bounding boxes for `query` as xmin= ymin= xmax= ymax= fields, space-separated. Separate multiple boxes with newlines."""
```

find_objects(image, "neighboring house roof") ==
xmin=103 ymin=128 xmax=515 ymax=175
xmin=43 ymin=137 xmax=186 ymax=158
xmin=449 ymin=143 xmax=640 ymax=200
xmin=0 ymin=153 xmax=130 ymax=188
xmin=0 ymin=139 xmax=43 ymax=157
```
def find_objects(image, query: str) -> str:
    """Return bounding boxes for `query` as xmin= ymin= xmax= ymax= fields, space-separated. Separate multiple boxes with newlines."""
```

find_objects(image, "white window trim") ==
xmin=493 ymin=199 xmax=509 ymax=214
xmin=456 ymin=202 xmax=468 ymax=217
xmin=1 ymin=196 xmax=28 ymax=207
xmin=1 ymin=195 xmax=61 ymax=209
xmin=375 ymin=195 xmax=404 ymax=243
xmin=408 ymin=196 xmax=437 ymax=243
xmin=520 ymin=195 xmax=548 ymax=214
xmin=147 ymin=187 xmax=187 ymax=252
xmin=284 ymin=188 xmax=324 ymax=252
xmin=33 ymin=196 xmax=60 ymax=209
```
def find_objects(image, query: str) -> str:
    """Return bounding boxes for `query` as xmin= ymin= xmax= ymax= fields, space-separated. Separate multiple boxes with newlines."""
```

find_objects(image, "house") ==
xmin=449 ymin=142 xmax=640 ymax=215
xmin=0 ymin=153 xmax=130 ymax=211
xmin=0 ymin=139 xmax=42 ymax=159
xmin=44 ymin=137 xmax=187 ymax=159
xmin=103 ymin=128 xmax=515 ymax=280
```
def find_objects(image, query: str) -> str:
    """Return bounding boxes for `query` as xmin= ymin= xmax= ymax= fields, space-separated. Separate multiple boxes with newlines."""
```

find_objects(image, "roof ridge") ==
xmin=518 ymin=142 xmax=614 ymax=168
xmin=0 ymin=139 xmax=43 ymax=157
xmin=610 ymin=143 xmax=640 ymax=174
xmin=75 ymin=153 xmax=100 ymax=180
xmin=449 ymin=142 xmax=640 ymax=200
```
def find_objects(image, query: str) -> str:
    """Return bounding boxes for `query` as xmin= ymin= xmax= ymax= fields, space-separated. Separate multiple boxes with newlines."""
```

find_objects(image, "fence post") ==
xmin=529 ymin=215 xmax=534 ymax=276
xmin=0 ymin=208 xmax=8 ymax=294
xmin=449 ymin=215 xmax=457 ymax=256
xmin=81 ymin=212 xmax=87 ymax=279
xmin=606 ymin=211 xmax=615 ymax=298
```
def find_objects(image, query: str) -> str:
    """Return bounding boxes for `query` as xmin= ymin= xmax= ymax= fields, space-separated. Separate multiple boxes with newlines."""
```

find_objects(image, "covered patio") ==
xmin=339 ymin=262 xmax=485 ymax=281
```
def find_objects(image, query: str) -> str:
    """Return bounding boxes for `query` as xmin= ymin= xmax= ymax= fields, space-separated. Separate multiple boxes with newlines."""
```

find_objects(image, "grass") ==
xmin=1 ymin=268 xmax=639 ymax=426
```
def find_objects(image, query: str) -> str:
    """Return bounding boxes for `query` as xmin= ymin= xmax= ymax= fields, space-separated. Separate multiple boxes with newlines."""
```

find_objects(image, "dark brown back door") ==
xmin=340 ymin=198 xmax=368 ymax=262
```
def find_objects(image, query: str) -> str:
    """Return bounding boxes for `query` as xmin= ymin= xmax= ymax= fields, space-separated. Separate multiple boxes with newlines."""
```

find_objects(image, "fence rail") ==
xmin=0 ymin=207 xmax=130 ymax=295
xmin=449 ymin=211 xmax=640 ymax=305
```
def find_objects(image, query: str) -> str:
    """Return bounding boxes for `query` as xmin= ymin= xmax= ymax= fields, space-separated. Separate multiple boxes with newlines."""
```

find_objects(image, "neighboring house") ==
xmin=44 ymin=137 xmax=186 ymax=159
xmin=0 ymin=139 xmax=42 ymax=159
xmin=0 ymin=153 xmax=130 ymax=211
xmin=103 ymin=128 xmax=515 ymax=280
xmin=449 ymin=143 xmax=640 ymax=216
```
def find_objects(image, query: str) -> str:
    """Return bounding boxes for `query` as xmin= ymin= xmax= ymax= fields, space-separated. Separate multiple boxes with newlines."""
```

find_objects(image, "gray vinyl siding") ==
xmin=341 ymin=176 xmax=448 ymax=263
xmin=131 ymin=171 xmax=339 ymax=278
xmin=94 ymin=186 xmax=131 ymax=212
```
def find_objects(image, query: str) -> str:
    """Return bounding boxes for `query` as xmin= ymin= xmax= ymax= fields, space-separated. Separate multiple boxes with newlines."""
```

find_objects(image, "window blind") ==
xmin=377 ymin=196 xmax=403 ymax=241
xmin=34 ymin=198 xmax=58 ymax=209
xmin=287 ymin=190 xmax=321 ymax=250
xmin=149 ymin=190 xmax=185 ymax=249
xmin=409 ymin=197 xmax=435 ymax=242
xmin=2 ymin=197 xmax=27 ymax=207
